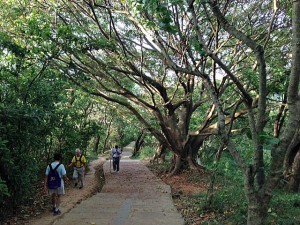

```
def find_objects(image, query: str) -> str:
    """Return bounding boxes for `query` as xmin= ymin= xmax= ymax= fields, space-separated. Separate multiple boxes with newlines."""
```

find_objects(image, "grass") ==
xmin=267 ymin=191 xmax=300 ymax=225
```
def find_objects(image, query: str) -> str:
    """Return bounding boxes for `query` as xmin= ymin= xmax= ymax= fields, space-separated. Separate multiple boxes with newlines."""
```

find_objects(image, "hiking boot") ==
xmin=74 ymin=182 xmax=78 ymax=187
xmin=53 ymin=209 xmax=61 ymax=216
xmin=52 ymin=207 xmax=56 ymax=212
xmin=79 ymin=186 xmax=83 ymax=189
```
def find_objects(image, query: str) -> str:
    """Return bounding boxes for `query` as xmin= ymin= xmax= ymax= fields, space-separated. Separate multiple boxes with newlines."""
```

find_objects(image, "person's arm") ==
xmin=117 ymin=148 xmax=122 ymax=155
xmin=63 ymin=174 xmax=69 ymax=182
xmin=82 ymin=156 xmax=87 ymax=169
xmin=61 ymin=165 xmax=69 ymax=183
xmin=68 ymin=157 xmax=75 ymax=167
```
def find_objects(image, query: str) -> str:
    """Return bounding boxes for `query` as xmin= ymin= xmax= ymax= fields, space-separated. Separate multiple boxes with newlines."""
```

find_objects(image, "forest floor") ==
xmin=2 ymin=157 xmax=212 ymax=225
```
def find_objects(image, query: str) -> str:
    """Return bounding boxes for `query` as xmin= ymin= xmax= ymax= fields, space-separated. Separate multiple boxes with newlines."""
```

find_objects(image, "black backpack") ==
xmin=47 ymin=163 xmax=62 ymax=189
xmin=74 ymin=155 xmax=83 ymax=166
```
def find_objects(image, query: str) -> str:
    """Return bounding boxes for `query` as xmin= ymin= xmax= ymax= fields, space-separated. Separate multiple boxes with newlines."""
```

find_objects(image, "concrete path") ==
xmin=53 ymin=146 xmax=184 ymax=225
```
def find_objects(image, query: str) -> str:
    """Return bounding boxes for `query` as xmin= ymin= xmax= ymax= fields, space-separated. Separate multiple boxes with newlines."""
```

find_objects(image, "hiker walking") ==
xmin=68 ymin=148 xmax=87 ymax=189
xmin=44 ymin=152 xmax=69 ymax=216
xmin=111 ymin=145 xmax=122 ymax=172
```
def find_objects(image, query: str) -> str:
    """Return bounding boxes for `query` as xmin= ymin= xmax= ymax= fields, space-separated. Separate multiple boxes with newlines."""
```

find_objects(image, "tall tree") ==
xmin=200 ymin=1 xmax=299 ymax=224
xmin=26 ymin=0 xmax=253 ymax=175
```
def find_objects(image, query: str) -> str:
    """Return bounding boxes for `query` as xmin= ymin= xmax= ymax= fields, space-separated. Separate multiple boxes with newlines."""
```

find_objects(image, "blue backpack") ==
xmin=47 ymin=163 xmax=62 ymax=189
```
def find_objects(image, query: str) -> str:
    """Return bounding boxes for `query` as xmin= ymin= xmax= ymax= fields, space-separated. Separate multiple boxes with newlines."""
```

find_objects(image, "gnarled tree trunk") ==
xmin=93 ymin=135 xmax=100 ymax=153
xmin=186 ymin=135 xmax=207 ymax=171
xmin=132 ymin=131 xmax=146 ymax=157
xmin=168 ymin=151 xmax=189 ymax=176
xmin=150 ymin=143 xmax=167 ymax=164
xmin=246 ymin=197 xmax=268 ymax=225
xmin=289 ymin=151 xmax=300 ymax=192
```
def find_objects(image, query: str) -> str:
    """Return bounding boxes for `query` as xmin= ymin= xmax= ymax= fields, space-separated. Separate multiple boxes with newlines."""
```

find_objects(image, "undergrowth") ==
xmin=147 ymin=153 xmax=300 ymax=225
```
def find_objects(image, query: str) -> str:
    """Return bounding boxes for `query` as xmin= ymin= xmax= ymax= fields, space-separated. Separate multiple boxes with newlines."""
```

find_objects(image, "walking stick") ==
xmin=109 ymin=155 xmax=112 ymax=174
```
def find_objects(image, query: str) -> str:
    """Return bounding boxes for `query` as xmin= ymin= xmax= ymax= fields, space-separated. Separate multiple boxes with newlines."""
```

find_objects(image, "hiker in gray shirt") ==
xmin=111 ymin=145 xmax=122 ymax=172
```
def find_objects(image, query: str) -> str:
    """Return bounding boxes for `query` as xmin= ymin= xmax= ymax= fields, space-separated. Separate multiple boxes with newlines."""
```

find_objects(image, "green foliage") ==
xmin=189 ymin=100 xmax=211 ymax=131
xmin=259 ymin=132 xmax=280 ymax=151
xmin=0 ymin=37 xmax=105 ymax=213
xmin=0 ymin=32 xmax=26 ymax=57
xmin=129 ymin=0 xmax=178 ymax=33
xmin=9 ymin=154 xmax=39 ymax=204
xmin=266 ymin=191 xmax=300 ymax=225
xmin=194 ymin=185 xmax=247 ymax=225
xmin=120 ymin=125 xmax=139 ymax=147
xmin=0 ymin=179 xmax=9 ymax=201
xmin=189 ymin=144 xmax=299 ymax=224
xmin=0 ymin=133 xmax=40 ymax=210
xmin=0 ymin=138 xmax=10 ymax=202
xmin=217 ymin=153 xmax=244 ymax=184
xmin=136 ymin=145 xmax=154 ymax=159
xmin=191 ymin=37 xmax=206 ymax=56
xmin=86 ymin=150 xmax=99 ymax=161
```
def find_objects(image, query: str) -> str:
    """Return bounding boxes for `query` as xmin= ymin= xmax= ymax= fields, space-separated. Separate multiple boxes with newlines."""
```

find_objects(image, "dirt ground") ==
xmin=2 ymin=157 xmax=208 ymax=225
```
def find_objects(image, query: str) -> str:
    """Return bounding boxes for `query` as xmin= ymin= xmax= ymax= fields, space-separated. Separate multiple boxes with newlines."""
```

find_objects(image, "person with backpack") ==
xmin=111 ymin=145 xmax=122 ymax=172
xmin=44 ymin=153 xmax=68 ymax=216
xmin=68 ymin=148 xmax=87 ymax=189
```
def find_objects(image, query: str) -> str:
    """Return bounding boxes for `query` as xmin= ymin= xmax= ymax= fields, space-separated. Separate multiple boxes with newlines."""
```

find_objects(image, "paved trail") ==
xmin=53 ymin=145 xmax=184 ymax=225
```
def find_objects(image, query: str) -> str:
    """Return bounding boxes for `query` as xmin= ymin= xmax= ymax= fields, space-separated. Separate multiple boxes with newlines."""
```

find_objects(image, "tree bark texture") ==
xmin=246 ymin=196 xmax=268 ymax=225
xmin=133 ymin=132 xmax=146 ymax=157
xmin=93 ymin=135 xmax=100 ymax=153
xmin=151 ymin=143 xmax=167 ymax=164
xmin=289 ymin=151 xmax=300 ymax=192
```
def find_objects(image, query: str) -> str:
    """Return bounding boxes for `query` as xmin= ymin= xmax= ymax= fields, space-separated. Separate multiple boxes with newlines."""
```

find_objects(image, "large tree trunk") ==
xmin=289 ymin=151 xmax=300 ymax=192
xmin=93 ymin=135 xmax=100 ymax=153
xmin=284 ymin=138 xmax=300 ymax=190
xmin=150 ymin=143 xmax=167 ymax=164
xmin=245 ymin=166 xmax=269 ymax=225
xmin=186 ymin=136 xmax=207 ymax=171
xmin=168 ymin=152 xmax=189 ymax=176
xmin=166 ymin=137 xmax=204 ymax=175
xmin=132 ymin=132 xmax=146 ymax=157
xmin=284 ymin=134 xmax=300 ymax=175
xmin=246 ymin=197 xmax=268 ymax=225
xmin=102 ymin=131 xmax=110 ymax=153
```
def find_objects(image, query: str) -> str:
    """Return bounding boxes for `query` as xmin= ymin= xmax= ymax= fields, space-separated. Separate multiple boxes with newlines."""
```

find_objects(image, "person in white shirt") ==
xmin=44 ymin=153 xmax=69 ymax=216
